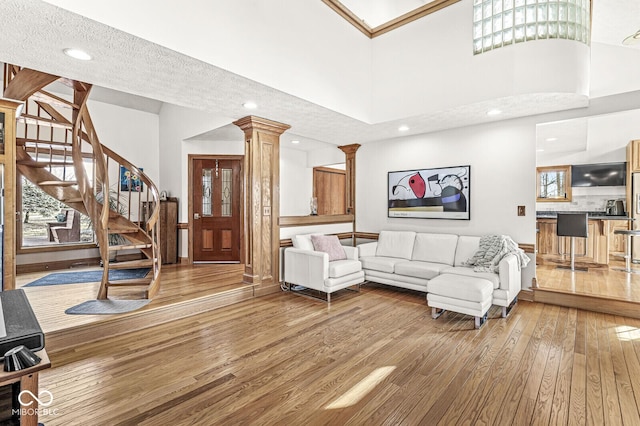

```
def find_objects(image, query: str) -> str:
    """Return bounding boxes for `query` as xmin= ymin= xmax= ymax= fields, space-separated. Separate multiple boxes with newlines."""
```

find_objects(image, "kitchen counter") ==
xmin=536 ymin=211 xmax=634 ymax=220
xmin=536 ymin=214 xmax=631 ymax=266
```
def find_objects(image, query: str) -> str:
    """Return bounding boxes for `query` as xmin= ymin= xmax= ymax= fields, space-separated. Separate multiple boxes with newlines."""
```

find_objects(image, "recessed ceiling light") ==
xmin=487 ymin=109 xmax=502 ymax=116
xmin=243 ymin=101 xmax=257 ymax=109
xmin=545 ymin=137 xmax=558 ymax=142
xmin=63 ymin=48 xmax=92 ymax=61
xmin=398 ymin=125 xmax=410 ymax=132
xmin=291 ymin=140 xmax=300 ymax=144
xmin=536 ymin=148 xmax=545 ymax=152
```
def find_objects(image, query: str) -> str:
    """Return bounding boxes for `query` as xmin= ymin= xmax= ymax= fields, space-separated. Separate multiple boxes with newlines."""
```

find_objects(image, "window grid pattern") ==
xmin=473 ymin=0 xmax=590 ymax=54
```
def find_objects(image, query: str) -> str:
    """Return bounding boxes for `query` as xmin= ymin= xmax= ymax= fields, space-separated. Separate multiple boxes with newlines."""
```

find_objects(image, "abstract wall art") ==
xmin=388 ymin=165 xmax=470 ymax=219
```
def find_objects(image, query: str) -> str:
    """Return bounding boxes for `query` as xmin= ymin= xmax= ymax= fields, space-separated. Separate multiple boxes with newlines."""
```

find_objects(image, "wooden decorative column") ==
xmin=338 ymin=143 xmax=360 ymax=224
xmin=233 ymin=116 xmax=290 ymax=294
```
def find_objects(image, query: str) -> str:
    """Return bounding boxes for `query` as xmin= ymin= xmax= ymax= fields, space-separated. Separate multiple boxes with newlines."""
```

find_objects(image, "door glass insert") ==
xmin=202 ymin=168 xmax=212 ymax=216
xmin=221 ymin=168 xmax=232 ymax=217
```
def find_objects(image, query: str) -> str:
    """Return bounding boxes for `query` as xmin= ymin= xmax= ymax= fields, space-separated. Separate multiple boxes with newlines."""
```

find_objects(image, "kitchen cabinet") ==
xmin=628 ymin=140 xmax=640 ymax=173
xmin=536 ymin=218 xmax=609 ymax=265
xmin=608 ymin=219 xmax=629 ymax=256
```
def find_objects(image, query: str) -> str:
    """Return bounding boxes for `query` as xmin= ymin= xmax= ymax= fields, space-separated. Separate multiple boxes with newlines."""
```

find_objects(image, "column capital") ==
xmin=233 ymin=116 xmax=290 ymax=136
xmin=338 ymin=143 xmax=361 ymax=155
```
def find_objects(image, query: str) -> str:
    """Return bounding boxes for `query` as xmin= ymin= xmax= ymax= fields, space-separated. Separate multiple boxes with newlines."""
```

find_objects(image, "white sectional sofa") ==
xmin=358 ymin=230 xmax=523 ymax=328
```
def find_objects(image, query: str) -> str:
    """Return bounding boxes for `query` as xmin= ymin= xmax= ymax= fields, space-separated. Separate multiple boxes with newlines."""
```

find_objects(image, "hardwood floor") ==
xmin=536 ymin=259 xmax=640 ymax=303
xmin=25 ymin=280 xmax=640 ymax=425
xmin=16 ymin=263 xmax=250 ymax=350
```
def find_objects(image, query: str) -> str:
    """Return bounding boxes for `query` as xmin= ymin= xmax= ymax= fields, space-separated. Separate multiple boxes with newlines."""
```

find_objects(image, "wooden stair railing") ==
xmin=3 ymin=64 xmax=161 ymax=300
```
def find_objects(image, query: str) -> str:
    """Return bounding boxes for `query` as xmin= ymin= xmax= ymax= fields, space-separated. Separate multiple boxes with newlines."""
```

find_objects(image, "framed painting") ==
xmin=120 ymin=166 xmax=143 ymax=192
xmin=388 ymin=165 xmax=470 ymax=220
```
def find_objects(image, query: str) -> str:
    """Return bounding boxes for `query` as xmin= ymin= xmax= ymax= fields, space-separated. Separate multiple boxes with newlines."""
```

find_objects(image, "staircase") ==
xmin=3 ymin=64 xmax=161 ymax=300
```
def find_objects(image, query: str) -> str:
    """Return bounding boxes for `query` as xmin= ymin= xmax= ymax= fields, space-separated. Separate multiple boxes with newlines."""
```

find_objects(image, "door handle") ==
xmin=194 ymin=213 xmax=200 ymax=219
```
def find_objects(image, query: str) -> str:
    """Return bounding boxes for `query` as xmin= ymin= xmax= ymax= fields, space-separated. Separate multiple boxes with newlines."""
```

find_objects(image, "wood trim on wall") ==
xmin=321 ymin=0 xmax=462 ymax=38
xmin=17 ymin=257 xmax=101 ymax=274
xmin=279 ymin=214 xmax=354 ymax=227
xmin=280 ymin=232 xmax=355 ymax=248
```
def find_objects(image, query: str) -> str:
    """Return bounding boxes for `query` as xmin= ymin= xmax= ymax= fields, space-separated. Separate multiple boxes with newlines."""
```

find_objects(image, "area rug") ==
xmin=24 ymin=268 xmax=150 ymax=287
xmin=65 ymin=299 xmax=151 ymax=315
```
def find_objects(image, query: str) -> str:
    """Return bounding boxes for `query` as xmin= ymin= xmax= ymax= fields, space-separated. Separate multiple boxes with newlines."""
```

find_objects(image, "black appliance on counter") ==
xmin=605 ymin=199 xmax=625 ymax=216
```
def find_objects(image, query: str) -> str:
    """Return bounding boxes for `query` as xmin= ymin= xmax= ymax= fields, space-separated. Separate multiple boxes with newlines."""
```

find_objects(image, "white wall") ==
xmin=591 ymin=43 xmax=640 ymax=99
xmin=371 ymin=1 xmax=590 ymax=122
xmin=280 ymin=148 xmax=312 ymax=216
xmin=356 ymin=117 xmax=538 ymax=244
xmin=158 ymin=103 xmax=244 ymax=258
xmin=356 ymin=116 xmax=539 ymax=289
xmin=89 ymin=99 xmax=160 ymax=182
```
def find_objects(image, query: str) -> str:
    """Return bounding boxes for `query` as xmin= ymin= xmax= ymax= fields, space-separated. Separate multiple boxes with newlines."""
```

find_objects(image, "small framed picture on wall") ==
xmin=120 ymin=165 xmax=144 ymax=192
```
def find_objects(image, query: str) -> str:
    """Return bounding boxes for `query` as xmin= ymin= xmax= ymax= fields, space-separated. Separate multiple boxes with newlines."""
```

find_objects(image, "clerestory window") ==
xmin=473 ymin=0 xmax=591 ymax=54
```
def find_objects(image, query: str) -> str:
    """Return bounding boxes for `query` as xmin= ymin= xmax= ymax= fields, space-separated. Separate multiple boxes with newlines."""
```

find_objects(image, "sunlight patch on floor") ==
xmin=616 ymin=325 xmax=640 ymax=341
xmin=325 ymin=366 xmax=396 ymax=409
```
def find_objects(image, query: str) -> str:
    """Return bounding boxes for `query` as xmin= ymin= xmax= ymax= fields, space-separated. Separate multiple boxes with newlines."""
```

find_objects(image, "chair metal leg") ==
xmin=570 ymin=236 xmax=575 ymax=271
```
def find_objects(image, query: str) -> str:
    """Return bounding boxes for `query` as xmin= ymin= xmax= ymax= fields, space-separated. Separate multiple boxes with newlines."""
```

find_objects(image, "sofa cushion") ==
xmin=328 ymin=259 xmax=362 ymax=278
xmin=360 ymin=256 xmax=408 ymax=274
xmin=441 ymin=266 xmax=500 ymax=289
xmin=412 ymin=233 xmax=458 ymax=265
xmin=395 ymin=261 xmax=449 ymax=280
xmin=376 ymin=231 xmax=416 ymax=260
xmin=311 ymin=235 xmax=346 ymax=261
xmin=454 ymin=236 xmax=481 ymax=267
xmin=427 ymin=274 xmax=493 ymax=303
xmin=292 ymin=233 xmax=320 ymax=251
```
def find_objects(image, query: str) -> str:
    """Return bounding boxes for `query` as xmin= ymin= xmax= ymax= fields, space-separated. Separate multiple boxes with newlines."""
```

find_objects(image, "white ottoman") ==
xmin=427 ymin=273 xmax=494 ymax=329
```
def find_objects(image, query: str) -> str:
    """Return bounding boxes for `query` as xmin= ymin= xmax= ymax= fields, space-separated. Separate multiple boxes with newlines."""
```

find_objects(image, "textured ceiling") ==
xmin=0 ymin=0 xmax=636 ymax=152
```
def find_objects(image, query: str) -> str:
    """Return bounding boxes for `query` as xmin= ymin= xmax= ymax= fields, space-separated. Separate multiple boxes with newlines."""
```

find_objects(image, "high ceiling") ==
xmin=339 ymin=0 xmax=433 ymax=27
xmin=0 ymin=0 xmax=639 ymax=153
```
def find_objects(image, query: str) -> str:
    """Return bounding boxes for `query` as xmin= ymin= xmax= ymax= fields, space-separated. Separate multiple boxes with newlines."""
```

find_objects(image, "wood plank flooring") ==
xmin=31 ymin=282 xmax=640 ymax=425
xmin=536 ymin=259 xmax=640 ymax=303
xmin=16 ymin=263 xmax=247 ymax=335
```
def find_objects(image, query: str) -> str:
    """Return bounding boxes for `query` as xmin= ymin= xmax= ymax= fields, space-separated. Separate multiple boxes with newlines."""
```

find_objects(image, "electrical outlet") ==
xmin=517 ymin=205 xmax=526 ymax=216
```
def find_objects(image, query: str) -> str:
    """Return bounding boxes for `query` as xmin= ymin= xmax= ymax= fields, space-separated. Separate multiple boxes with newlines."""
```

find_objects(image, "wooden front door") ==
xmin=192 ymin=158 xmax=242 ymax=262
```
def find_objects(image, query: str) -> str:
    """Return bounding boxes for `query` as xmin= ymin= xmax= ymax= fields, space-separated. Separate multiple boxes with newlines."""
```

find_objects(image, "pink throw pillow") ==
xmin=310 ymin=235 xmax=347 ymax=261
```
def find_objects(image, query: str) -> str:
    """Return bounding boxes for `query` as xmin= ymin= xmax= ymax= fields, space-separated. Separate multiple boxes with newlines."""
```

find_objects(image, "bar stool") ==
xmin=613 ymin=229 xmax=640 ymax=273
xmin=556 ymin=213 xmax=589 ymax=272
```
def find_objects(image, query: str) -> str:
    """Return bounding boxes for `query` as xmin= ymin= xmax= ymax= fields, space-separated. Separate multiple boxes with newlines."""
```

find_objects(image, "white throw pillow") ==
xmin=292 ymin=234 xmax=319 ymax=251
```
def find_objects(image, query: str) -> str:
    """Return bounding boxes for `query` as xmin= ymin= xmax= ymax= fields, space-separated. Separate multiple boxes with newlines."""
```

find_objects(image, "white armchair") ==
xmin=284 ymin=234 xmax=365 ymax=303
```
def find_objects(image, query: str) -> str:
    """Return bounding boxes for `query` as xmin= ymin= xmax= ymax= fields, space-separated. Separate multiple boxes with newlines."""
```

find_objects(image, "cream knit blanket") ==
xmin=464 ymin=235 xmax=530 ymax=273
